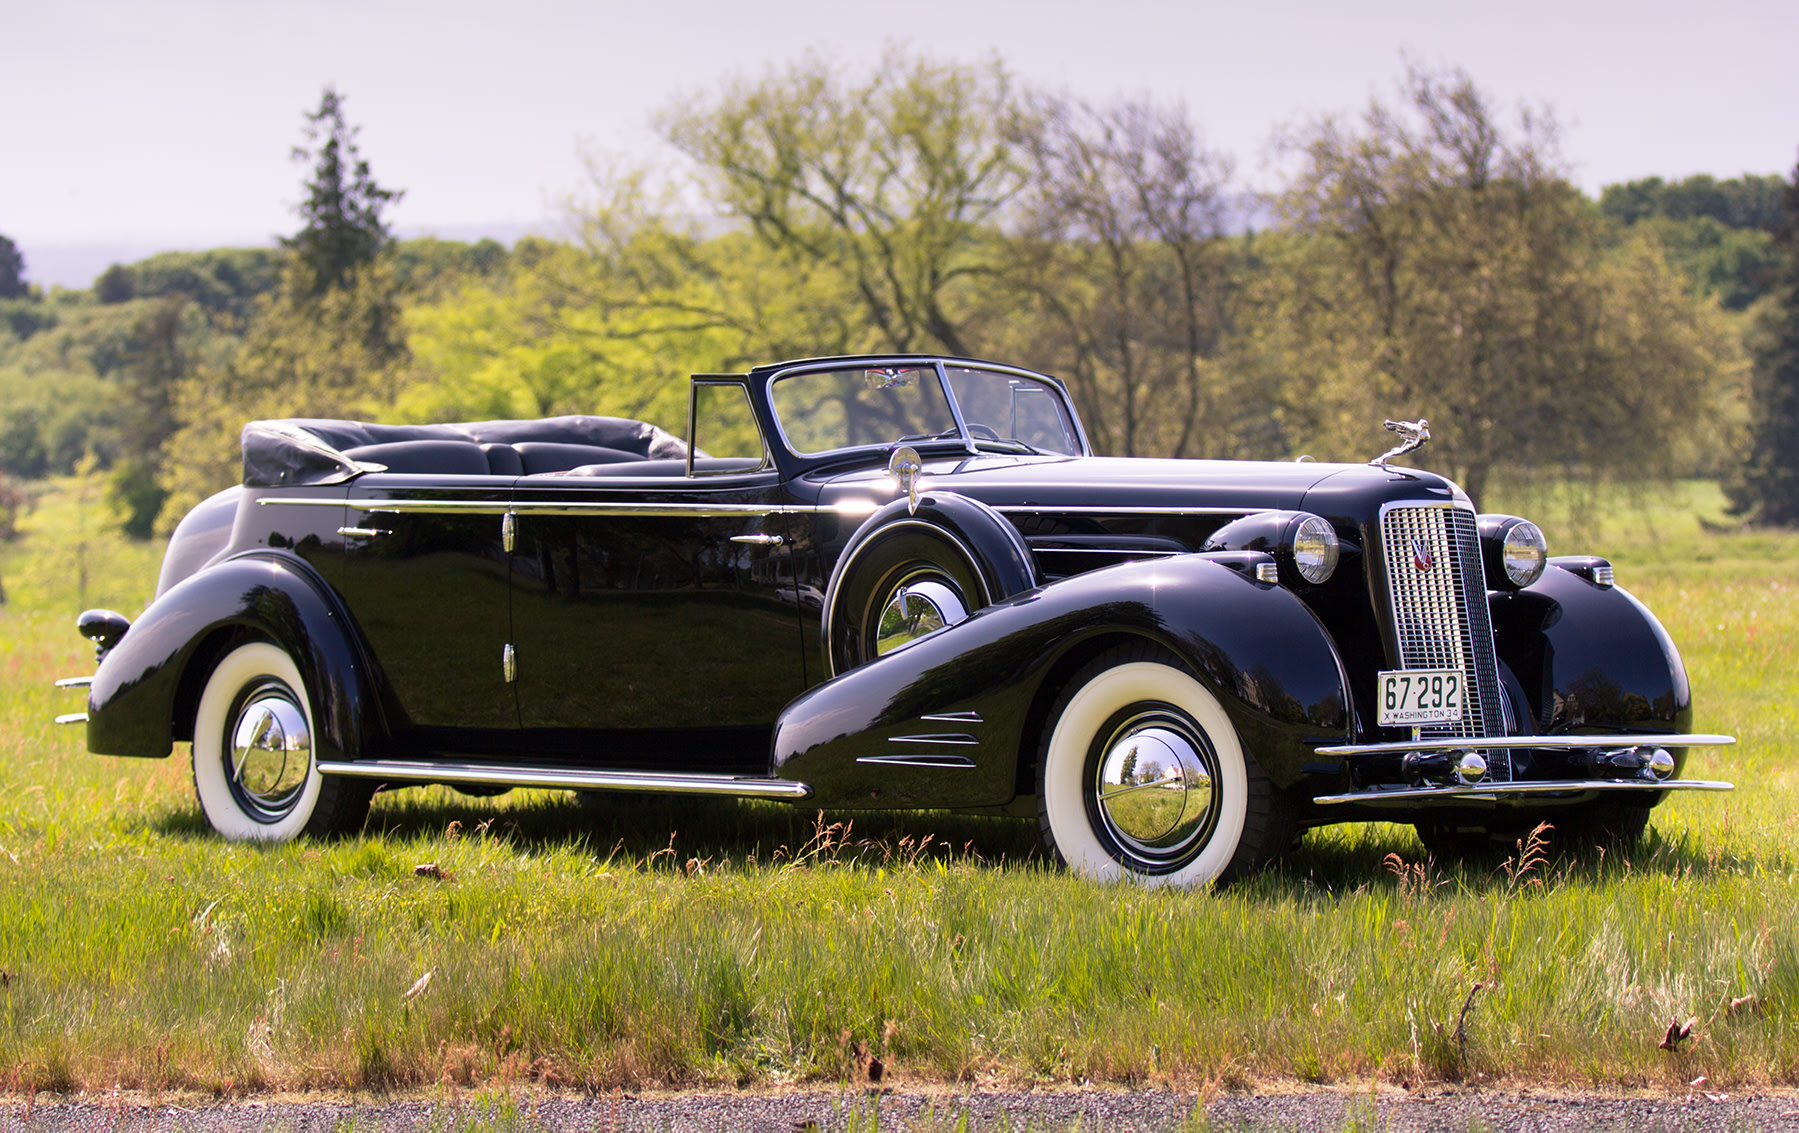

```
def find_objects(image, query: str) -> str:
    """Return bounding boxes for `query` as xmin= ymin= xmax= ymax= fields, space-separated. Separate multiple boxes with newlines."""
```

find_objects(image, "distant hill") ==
xmin=18 ymin=223 xmax=554 ymax=290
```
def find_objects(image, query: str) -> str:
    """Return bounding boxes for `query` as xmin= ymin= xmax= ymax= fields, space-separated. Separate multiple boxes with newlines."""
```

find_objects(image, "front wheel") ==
xmin=1035 ymin=643 xmax=1294 ymax=886
xmin=191 ymin=642 xmax=370 ymax=841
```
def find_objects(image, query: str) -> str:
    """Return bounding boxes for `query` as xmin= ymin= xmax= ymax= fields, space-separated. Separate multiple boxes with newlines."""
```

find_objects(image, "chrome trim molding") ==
xmin=888 ymin=733 xmax=979 ymax=746
xmin=265 ymin=497 xmax=862 ymax=518
xmin=336 ymin=526 xmax=389 ymax=538
xmin=995 ymin=505 xmax=1253 ymax=517
xmin=729 ymin=533 xmax=785 ymax=546
xmin=54 ymin=676 xmax=93 ymax=689
xmin=55 ymin=713 xmax=89 ymax=725
xmin=315 ymin=760 xmax=813 ymax=799
xmin=855 ymin=754 xmax=977 ymax=769
xmin=1314 ymin=733 xmax=1737 ymax=757
xmin=1314 ymin=778 xmax=1734 ymax=806
xmin=921 ymin=711 xmax=984 ymax=723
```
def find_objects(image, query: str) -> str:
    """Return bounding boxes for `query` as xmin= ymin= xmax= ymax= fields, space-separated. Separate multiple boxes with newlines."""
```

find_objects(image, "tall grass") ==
xmin=0 ymin=478 xmax=1794 ymax=1094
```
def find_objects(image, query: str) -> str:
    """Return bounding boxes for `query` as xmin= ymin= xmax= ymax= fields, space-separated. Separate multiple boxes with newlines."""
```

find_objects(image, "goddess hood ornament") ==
xmin=1372 ymin=418 xmax=1429 ymax=466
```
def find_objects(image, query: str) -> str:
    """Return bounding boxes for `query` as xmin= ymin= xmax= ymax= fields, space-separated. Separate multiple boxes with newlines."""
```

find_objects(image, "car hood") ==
xmin=809 ymin=453 xmax=1462 ymax=518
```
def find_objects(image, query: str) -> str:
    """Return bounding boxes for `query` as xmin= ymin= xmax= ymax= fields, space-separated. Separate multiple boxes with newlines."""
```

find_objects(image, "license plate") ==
xmin=1377 ymin=669 xmax=1464 ymax=726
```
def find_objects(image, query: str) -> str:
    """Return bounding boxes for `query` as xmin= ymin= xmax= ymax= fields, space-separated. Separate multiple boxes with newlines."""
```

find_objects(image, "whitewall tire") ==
xmin=191 ymin=642 xmax=365 ymax=841
xmin=1036 ymin=644 xmax=1291 ymax=886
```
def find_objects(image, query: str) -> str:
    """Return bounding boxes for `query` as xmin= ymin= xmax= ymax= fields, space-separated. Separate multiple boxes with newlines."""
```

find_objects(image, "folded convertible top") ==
xmin=240 ymin=415 xmax=688 ymax=487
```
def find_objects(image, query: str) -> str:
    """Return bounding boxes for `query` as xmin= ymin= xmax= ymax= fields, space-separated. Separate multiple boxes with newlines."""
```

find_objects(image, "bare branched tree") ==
xmin=1007 ymin=94 xmax=1244 ymax=457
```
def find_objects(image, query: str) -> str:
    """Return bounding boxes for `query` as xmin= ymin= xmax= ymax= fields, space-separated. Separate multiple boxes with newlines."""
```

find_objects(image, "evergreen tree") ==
xmin=0 ymin=233 xmax=27 ymax=299
xmin=1727 ymin=158 xmax=1799 ymax=525
xmin=284 ymin=86 xmax=402 ymax=296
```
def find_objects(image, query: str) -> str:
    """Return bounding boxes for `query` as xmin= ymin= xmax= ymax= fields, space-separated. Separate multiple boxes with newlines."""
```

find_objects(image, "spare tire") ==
xmin=822 ymin=494 xmax=1037 ymax=676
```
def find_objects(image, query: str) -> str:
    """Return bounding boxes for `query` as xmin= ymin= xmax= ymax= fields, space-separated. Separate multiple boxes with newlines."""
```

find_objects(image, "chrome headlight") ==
xmin=1478 ymin=515 xmax=1547 ymax=590
xmin=1290 ymin=514 xmax=1340 ymax=585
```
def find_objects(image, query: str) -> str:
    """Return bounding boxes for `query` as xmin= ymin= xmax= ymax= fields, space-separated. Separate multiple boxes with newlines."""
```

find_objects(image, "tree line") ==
xmin=2 ymin=53 xmax=1796 ymax=539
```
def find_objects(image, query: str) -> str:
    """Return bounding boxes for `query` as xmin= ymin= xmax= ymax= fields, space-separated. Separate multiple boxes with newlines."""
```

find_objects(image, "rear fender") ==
xmin=86 ymin=553 xmax=380 ymax=760
xmin=773 ymin=553 xmax=1350 ymax=808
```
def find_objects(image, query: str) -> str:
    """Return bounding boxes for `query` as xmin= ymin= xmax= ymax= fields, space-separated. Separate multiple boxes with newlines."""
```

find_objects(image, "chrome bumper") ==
xmin=1314 ymin=777 xmax=1733 ymax=806
xmin=53 ymin=675 xmax=92 ymax=725
xmin=1311 ymin=732 xmax=1735 ymax=807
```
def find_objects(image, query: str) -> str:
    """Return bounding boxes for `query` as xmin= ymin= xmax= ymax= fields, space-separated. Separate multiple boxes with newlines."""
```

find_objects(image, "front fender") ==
xmin=87 ymin=552 xmax=379 ymax=761
xmin=773 ymin=554 xmax=1350 ymax=808
xmin=1492 ymin=563 xmax=1694 ymax=763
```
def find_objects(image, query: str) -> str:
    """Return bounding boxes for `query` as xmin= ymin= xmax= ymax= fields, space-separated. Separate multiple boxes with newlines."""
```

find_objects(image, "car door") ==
xmin=334 ymin=471 xmax=519 ymax=756
xmin=507 ymin=382 xmax=807 ymax=775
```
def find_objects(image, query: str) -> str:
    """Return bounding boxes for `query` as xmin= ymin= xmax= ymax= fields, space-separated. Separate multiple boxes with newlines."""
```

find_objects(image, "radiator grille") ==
xmin=1380 ymin=503 xmax=1509 ymax=777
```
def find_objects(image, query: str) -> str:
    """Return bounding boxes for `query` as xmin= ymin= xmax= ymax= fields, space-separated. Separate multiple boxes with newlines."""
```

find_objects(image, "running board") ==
xmin=315 ymin=760 xmax=812 ymax=800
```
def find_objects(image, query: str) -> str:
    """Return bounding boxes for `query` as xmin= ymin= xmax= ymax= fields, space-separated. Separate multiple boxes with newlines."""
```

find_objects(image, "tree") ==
xmin=1274 ymin=65 xmax=1733 ymax=502
xmin=0 ymin=233 xmax=26 ymax=299
xmin=1005 ymin=94 xmax=1247 ymax=457
xmin=284 ymin=86 xmax=403 ymax=296
xmin=1727 ymin=158 xmax=1799 ymax=524
xmin=156 ymin=90 xmax=407 ymax=529
xmin=658 ymin=48 xmax=1025 ymax=357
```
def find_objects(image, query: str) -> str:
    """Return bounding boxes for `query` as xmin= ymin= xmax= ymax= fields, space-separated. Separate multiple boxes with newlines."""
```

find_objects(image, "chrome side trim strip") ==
xmin=888 ymin=733 xmax=979 ymax=746
xmin=54 ymin=676 xmax=93 ymax=689
xmin=264 ymin=497 xmax=861 ymax=518
xmin=55 ymin=713 xmax=88 ymax=725
xmin=920 ymin=711 xmax=983 ymax=723
xmin=1314 ymin=778 xmax=1734 ymax=806
xmin=1314 ymin=733 xmax=1736 ymax=757
xmin=855 ymin=754 xmax=977 ymax=769
xmin=315 ymin=760 xmax=812 ymax=799
xmin=995 ymin=505 xmax=1252 ymax=517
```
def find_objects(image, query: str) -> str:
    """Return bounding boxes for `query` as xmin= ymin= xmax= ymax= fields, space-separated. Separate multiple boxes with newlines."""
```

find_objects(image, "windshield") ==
xmin=941 ymin=367 xmax=1082 ymax=456
xmin=770 ymin=363 xmax=1082 ymax=457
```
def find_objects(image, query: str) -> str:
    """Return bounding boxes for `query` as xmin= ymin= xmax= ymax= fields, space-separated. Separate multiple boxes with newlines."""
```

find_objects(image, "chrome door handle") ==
xmin=338 ymin=526 xmax=392 ymax=538
xmin=729 ymin=533 xmax=785 ymax=547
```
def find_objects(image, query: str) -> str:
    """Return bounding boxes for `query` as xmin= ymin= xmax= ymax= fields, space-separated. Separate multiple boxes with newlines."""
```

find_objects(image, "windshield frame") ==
xmin=761 ymin=356 xmax=1091 ymax=467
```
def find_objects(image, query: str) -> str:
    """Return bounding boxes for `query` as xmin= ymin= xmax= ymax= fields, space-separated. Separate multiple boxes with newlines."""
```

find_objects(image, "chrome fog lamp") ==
xmin=1290 ymin=514 xmax=1340 ymax=584
xmin=1478 ymin=515 xmax=1547 ymax=590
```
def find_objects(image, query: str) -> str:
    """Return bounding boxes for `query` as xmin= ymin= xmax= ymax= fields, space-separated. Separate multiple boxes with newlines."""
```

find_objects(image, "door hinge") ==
xmin=502 ymin=642 xmax=516 ymax=683
xmin=501 ymin=511 xmax=516 ymax=553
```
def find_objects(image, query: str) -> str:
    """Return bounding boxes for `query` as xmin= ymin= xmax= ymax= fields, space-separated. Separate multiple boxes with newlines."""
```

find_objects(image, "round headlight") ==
xmin=1501 ymin=520 xmax=1547 ymax=588
xmin=1290 ymin=515 xmax=1340 ymax=584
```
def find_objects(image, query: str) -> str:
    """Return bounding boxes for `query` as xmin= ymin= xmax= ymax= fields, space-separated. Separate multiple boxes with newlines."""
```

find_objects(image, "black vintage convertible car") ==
xmin=59 ymin=355 xmax=1733 ymax=884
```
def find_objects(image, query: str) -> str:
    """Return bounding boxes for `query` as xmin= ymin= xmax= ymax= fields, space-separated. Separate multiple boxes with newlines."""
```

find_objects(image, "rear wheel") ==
xmin=191 ymin=642 xmax=371 ymax=841
xmin=1035 ymin=643 xmax=1294 ymax=886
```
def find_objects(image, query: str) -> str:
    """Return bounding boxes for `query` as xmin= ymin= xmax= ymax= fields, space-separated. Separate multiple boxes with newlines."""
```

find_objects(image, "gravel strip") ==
xmin=4 ymin=1086 xmax=1799 ymax=1131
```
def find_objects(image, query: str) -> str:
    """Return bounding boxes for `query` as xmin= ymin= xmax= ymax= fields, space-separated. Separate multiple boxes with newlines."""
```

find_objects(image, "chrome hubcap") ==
xmin=227 ymin=684 xmax=310 ymax=821
xmin=874 ymin=574 xmax=969 ymax=656
xmin=1093 ymin=713 xmax=1216 ymax=868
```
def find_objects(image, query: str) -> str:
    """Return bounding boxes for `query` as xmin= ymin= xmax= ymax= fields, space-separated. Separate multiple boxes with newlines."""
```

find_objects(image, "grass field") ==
xmin=0 ymin=476 xmax=1794 ymax=1097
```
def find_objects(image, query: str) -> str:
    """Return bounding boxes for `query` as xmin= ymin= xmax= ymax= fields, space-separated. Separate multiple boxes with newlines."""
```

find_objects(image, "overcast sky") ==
xmin=6 ymin=0 xmax=1796 ymax=278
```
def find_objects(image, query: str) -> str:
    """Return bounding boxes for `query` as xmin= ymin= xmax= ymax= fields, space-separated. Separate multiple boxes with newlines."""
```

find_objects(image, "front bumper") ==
xmin=1310 ymin=732 xmax=1735 ymax=807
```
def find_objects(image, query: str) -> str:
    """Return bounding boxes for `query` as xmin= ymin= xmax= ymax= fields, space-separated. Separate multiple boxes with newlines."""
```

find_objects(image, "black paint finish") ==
xmin=773 ymin=554 xmax=1350 ymax=808
xmin=79 ymin=353 xmax=1718 ymax=835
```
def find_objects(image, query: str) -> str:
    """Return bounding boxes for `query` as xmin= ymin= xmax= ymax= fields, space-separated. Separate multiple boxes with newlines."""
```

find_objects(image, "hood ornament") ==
xmin=1372 ymin=418 xmax=1429 ymax=466
xmin=888 ymin=446 xmax=924 ymax=515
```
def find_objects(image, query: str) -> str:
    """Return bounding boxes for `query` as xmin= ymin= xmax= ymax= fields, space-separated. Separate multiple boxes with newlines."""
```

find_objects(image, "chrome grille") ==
xmin=1380 ymin=503 xmax=1508 ymax=777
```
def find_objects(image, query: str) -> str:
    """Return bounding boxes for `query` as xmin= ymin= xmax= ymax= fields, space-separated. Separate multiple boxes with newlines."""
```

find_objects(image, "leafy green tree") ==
xmin=658 ymin=48 xmax=1025 ymax=357
xmin=1600 ymin=174 xmax=1786 ymax=231
xmin=1274 ymin=66 xmax=1735 ymax=501
xmin=1727 ymin=159 xmax=1799 ymax=524
xmin=0 ymin=234 xmax=26 ymax=300
xmin=285 ymin=86 xmax=403 ymax=296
